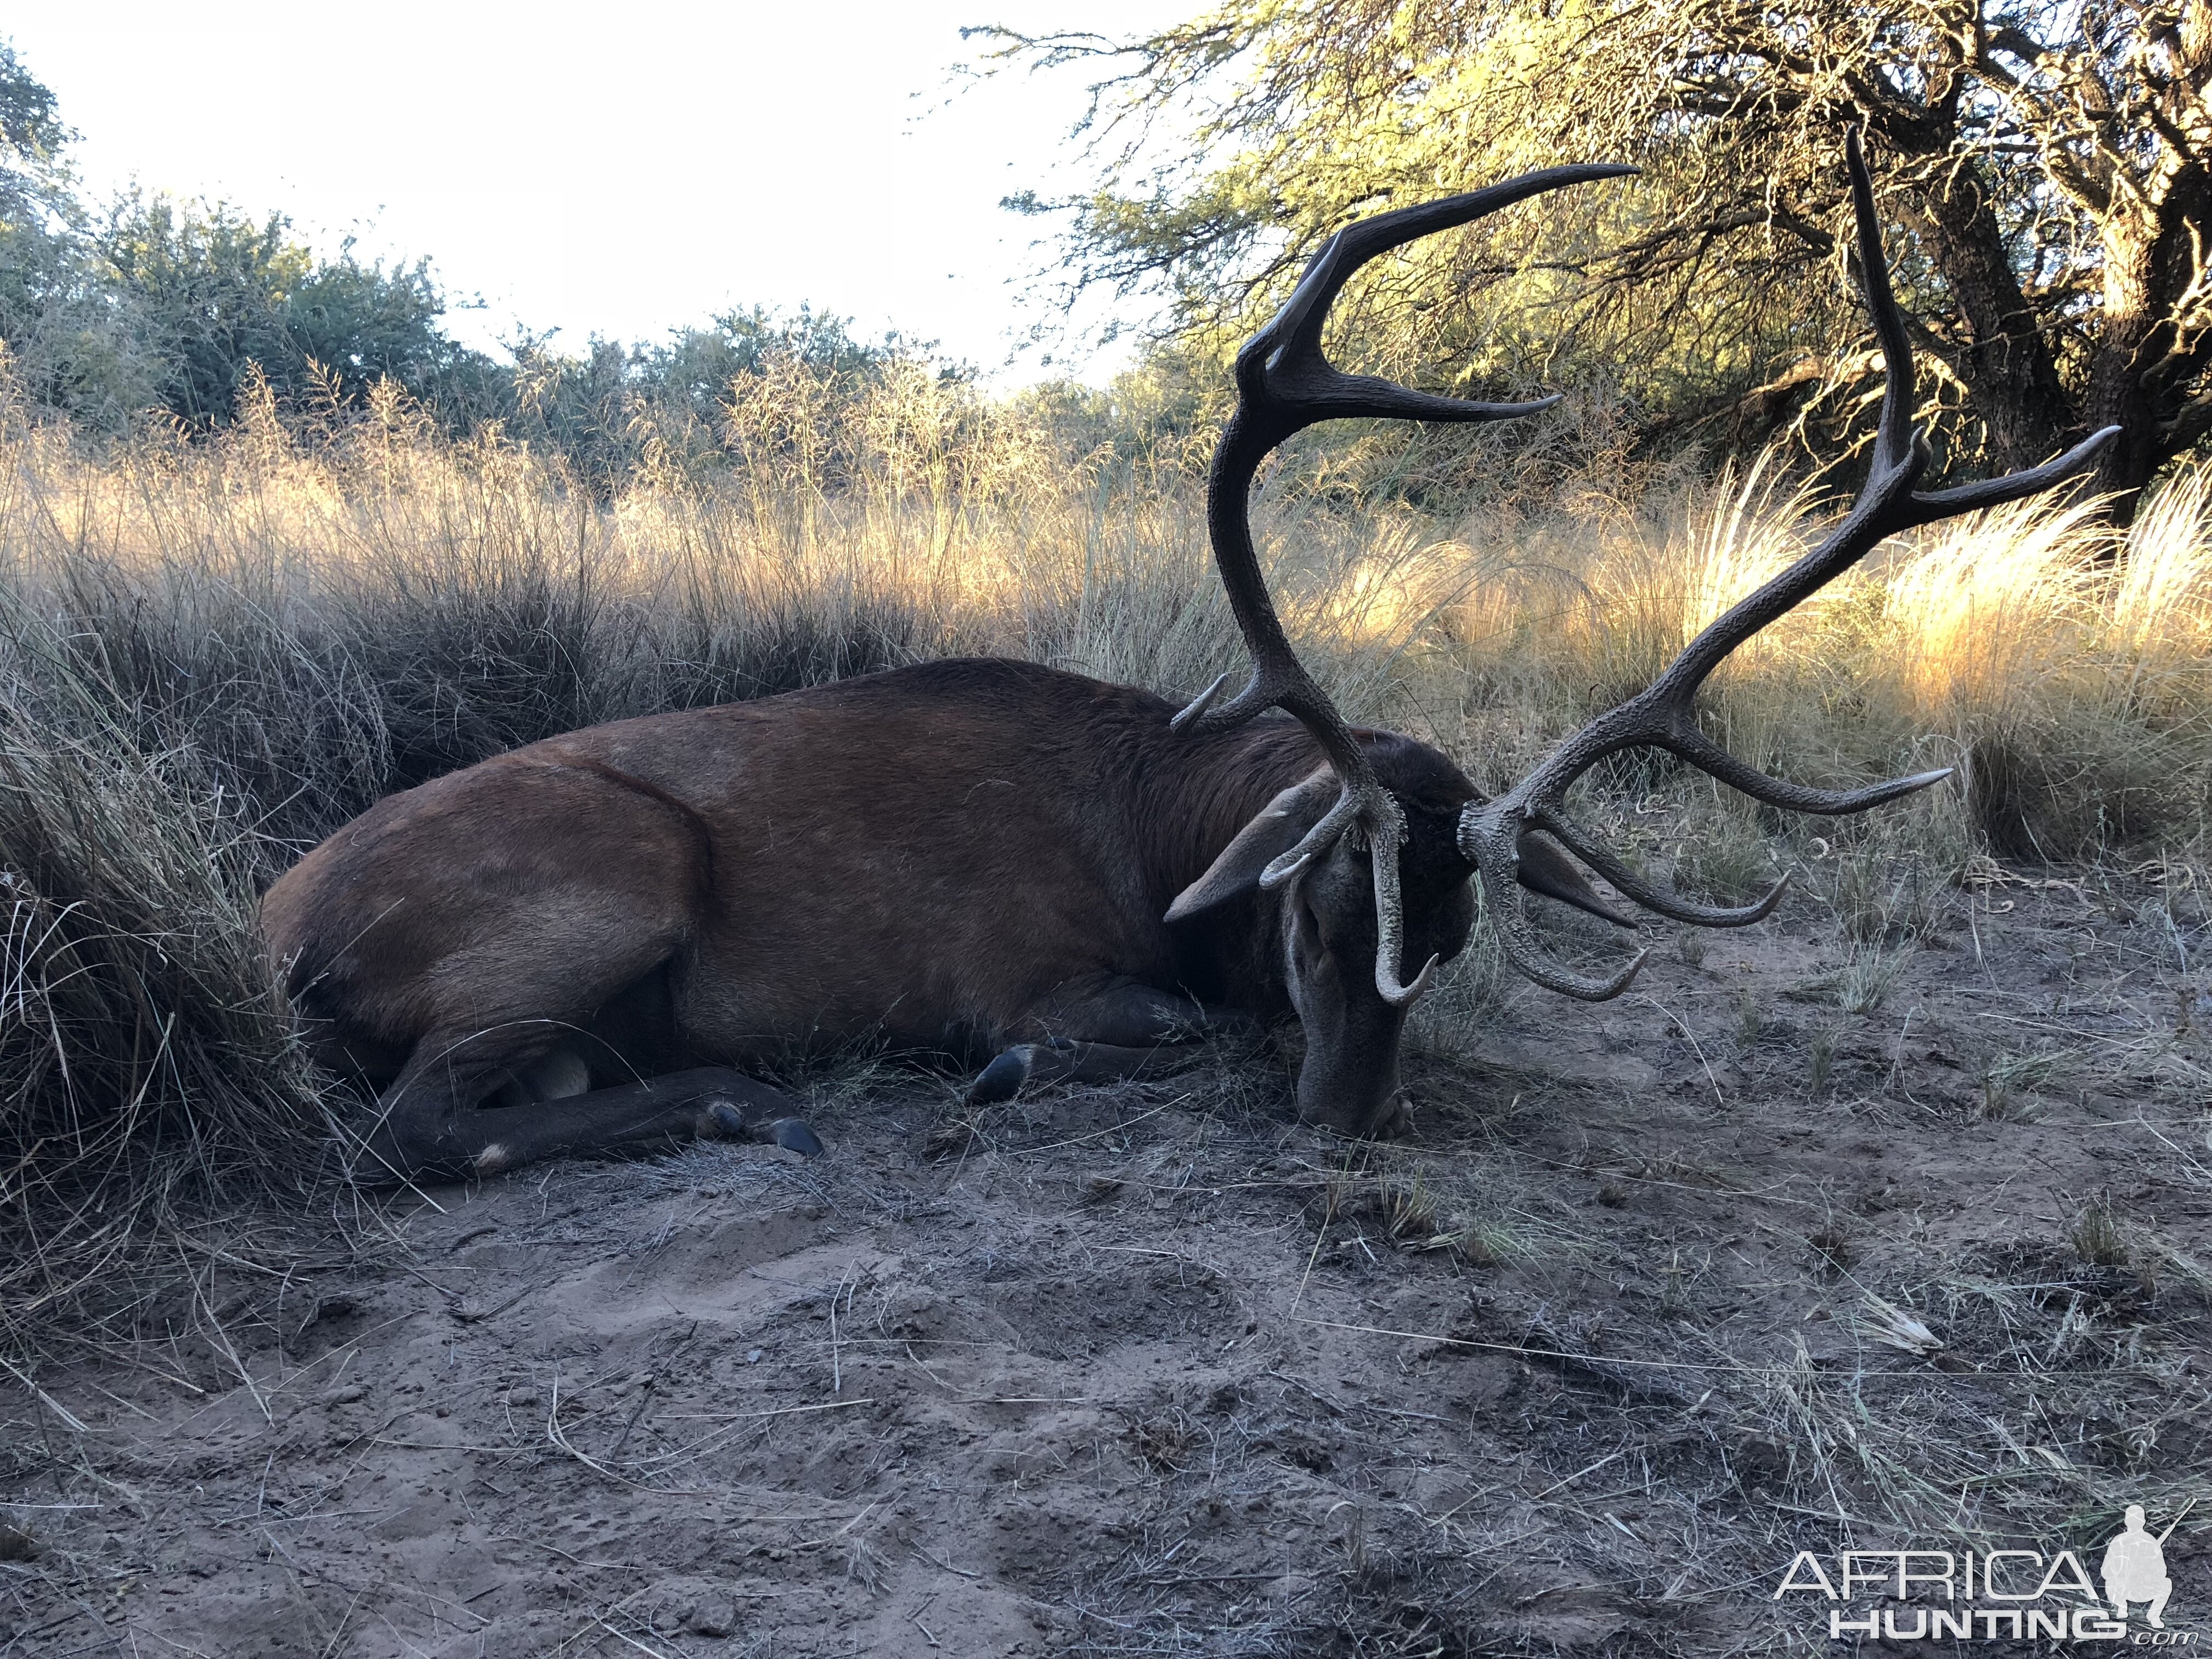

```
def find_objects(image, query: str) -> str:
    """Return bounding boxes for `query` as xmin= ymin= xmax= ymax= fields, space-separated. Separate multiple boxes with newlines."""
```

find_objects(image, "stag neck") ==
xmin=1141 ymin=713 xmax=1337 ymax=909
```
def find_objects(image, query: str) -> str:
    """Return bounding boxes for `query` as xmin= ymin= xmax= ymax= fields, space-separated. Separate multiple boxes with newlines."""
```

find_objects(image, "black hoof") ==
xmin=967 ymin=1047 xmax=1032 ymax=1106
xmin=768 ymin=1118 xmax=825 ymax=1156
xmin=704 ymin=1099 xmax=824 ymax=1157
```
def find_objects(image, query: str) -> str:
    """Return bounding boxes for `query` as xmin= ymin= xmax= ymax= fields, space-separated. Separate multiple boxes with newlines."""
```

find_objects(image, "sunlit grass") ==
xmin=1436 ymin=459 xmax=2212 ymax=861
xmin=10 ymin=374 xmax=2210 ymax=881
xmin=11 ymin=374 xmax=2209 ymax=867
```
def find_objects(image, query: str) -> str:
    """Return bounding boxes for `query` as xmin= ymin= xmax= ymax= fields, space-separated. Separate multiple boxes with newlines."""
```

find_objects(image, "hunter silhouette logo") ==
xmin=2104 ymin=1504 xmax=2185 ymax=1629
xmin=1773 ymin=1500 xmax=2197 ymax=1643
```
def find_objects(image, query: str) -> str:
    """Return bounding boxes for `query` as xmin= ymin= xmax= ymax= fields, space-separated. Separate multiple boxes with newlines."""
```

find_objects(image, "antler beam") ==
xmin=1454 ymin=128 xmax=2121 ymax=1001
xmin=1177 ymin=164 xmax=1639 ymax=1005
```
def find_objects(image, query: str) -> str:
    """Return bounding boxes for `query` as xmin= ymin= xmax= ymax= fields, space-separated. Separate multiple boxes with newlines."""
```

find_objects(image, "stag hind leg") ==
xmin=270 ymin=754 xmax=823 ymax=1183
xmin=353 ymin=983 xmax=824 ymax=1184
xmin=356 ymin=1045 xmax=817 ymax=1186
xmin=966 ymin=983 xmax=1257 ymax=1105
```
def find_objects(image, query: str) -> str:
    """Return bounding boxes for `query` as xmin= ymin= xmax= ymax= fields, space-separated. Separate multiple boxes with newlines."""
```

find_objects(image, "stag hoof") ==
xmin=1368 ymin=1094 xmax=1415 ymax=1140
xmin=701 ymin=1098 xmax=823 ymax=1156
xmin=967 ymin=1046 xmax=1034 ymax=1105
xmin=766 ymin=1118 xmax=825 ymax=1156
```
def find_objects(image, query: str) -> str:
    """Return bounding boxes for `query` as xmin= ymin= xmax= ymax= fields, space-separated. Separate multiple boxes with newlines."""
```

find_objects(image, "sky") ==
xmin=7 ymin=2 xmax=1191 ymax=384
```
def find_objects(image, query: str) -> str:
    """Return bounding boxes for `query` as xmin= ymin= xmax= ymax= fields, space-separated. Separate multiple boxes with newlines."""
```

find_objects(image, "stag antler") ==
xmin=1454 ymin=129 xmax=2121 ymax=1000
xmin=1177 ymin=163 xmax=1639 ymax=1004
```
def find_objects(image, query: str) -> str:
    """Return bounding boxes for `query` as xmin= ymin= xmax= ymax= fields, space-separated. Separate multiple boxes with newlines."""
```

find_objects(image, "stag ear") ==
xmin=1166 ymin=772 xmax=1339 ymax=923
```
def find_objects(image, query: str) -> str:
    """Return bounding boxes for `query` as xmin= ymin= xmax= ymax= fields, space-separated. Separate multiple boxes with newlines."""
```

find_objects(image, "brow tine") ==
xmin=1534 ymin=809 xmax=1792 ymax=928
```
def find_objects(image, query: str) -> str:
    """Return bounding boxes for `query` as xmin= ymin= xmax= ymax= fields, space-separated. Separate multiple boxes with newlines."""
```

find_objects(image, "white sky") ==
xmin=8 ymin=2 xmax=1190 ymax=384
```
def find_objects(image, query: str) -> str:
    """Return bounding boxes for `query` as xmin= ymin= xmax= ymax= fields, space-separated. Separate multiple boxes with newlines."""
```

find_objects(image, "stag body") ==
xmin=263 ymin=659 xmax=1486 ymax=1181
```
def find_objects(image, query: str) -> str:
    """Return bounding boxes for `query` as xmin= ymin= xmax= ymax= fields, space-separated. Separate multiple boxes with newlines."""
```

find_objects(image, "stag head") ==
xmin=1174 ymin=130 xmax=2118 ymax=1132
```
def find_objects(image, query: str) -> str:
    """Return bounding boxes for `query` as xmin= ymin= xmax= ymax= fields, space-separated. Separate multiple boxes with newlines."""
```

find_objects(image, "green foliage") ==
xmin=988 ymin=0 xmax=2194 ymax=508
xmin=0 ymin=41 xmax=486 ymax=433
xmin=1007 ymin=344 xmax=1210 ymax=471
xmin=0 ymin=35 xmax=1198 ymax=496
xmin=490 ymin=307 xmax=909 ymax=486
xmin=95 ymin=195 xmax=471 ymax=427
xmin=0 ymin=38 xmax=155 ymax=429
xmin=0 ymin=217 xmax=150 ymax=431
xmin=646 ymin=306 xmax=898 ymax=424
xmin=0 ymin=37 xmax=68 ymax=225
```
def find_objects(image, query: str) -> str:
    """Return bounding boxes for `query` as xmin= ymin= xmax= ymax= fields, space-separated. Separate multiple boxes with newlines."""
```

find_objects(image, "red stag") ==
xmin=262 ymin=133 xmax=2114 ymax=1183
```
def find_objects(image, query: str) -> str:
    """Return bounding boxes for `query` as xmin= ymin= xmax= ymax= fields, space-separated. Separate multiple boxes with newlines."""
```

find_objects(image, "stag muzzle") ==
xmin=1275 ymin=849 xmax=1416 ymax=1135
xmin=1292 ymin=1000 xmax=1408 ymax=1135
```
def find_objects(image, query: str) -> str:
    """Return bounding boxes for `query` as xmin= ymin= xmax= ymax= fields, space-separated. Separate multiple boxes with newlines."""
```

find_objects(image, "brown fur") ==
xmin=263 ymin=658 xmax=1485 ymax=1179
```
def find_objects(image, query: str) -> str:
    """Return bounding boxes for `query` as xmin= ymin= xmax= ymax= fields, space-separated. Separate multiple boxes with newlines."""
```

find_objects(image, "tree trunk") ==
xmin=1914 ymin=163 xmax=2075 ymax=474
xmin=2083 ymin=319 xmax=2161 ymax=524
xmin=2085 ymin=183 xmax=2208 ymax=525
xmin=2086 ymin=145 xmax=2212 ymax=524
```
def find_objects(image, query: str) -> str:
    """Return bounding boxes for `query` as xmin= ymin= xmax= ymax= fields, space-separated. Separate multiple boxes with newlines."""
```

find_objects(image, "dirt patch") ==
xmin=4 ymin=878 xmax=2210 ymax=1656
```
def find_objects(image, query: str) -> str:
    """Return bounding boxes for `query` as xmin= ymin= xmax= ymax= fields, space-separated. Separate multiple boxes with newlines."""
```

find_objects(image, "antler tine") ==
xmin=1176 ymin=163 xmax=1637 ymax=1006
xmin=1252 ymin=165 xmax=1640 ymax=432
xmin=1176 ymin=162 xmax=1642 ymax=746
xmin=1534 ymin=808 xmax=1792 ymax=929
xmin=1458 ymin=126 xmax=2122 ymax=1003
xmin=1852 ymin=126 xmax=1920 ymax=481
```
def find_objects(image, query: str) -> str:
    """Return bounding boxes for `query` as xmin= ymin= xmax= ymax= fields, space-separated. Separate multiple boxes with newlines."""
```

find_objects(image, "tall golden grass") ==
xmin=2 ymin=369 xmax=2207 ymax=1348
xmin=1434 ymin=456 xmax=2212 ymax=862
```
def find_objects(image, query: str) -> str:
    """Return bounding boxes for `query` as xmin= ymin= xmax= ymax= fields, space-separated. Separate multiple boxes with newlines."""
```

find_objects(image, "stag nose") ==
xmin=1293 ymin=1036 xmax=1406 ymax=1137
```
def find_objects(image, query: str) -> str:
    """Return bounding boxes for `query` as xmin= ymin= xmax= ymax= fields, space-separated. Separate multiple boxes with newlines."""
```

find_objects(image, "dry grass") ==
xmin=1436 ymin=456 xmax=2212 ymax=865
xmin=0 ymin=587 xmax=334 ymax=1359
xmin=4 ymin=365 xmax=2212 ymax=1370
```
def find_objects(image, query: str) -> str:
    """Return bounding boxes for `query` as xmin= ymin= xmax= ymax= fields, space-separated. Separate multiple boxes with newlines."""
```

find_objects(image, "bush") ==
xmin=95 ymin=194 xmax=473 ymax=427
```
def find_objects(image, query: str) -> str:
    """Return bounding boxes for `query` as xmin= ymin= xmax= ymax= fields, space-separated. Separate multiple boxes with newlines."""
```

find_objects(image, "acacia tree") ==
xmin=996 ymin=1 xmax=2209 ymax=514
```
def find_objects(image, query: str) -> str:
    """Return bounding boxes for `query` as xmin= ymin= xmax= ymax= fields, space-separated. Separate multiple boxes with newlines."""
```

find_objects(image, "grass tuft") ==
xmin=0 ymin=588 xmax=332 ymax=1354
xmin=2070 ymin=1197 xmax=2131 ymax=1268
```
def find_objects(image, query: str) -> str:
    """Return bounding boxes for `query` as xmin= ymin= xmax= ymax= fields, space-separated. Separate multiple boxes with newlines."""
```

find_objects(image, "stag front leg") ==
xmin=357 ymin=1042 xmax=819 ymax=1187
xmin=966 ymin=984 xmax=1255 ymax=1105
xmin=966 ymin=1040 xmax=1193 ymax=1105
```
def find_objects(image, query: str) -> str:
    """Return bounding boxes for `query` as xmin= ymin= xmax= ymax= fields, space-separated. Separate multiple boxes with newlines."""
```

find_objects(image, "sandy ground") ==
xmin=4 ymin=872 xmax=2210 ymax=1657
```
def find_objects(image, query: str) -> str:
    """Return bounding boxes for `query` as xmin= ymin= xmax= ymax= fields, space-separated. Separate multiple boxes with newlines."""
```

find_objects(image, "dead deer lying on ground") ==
xmin=262 ymin=133 xmax=2114 ymax=1184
